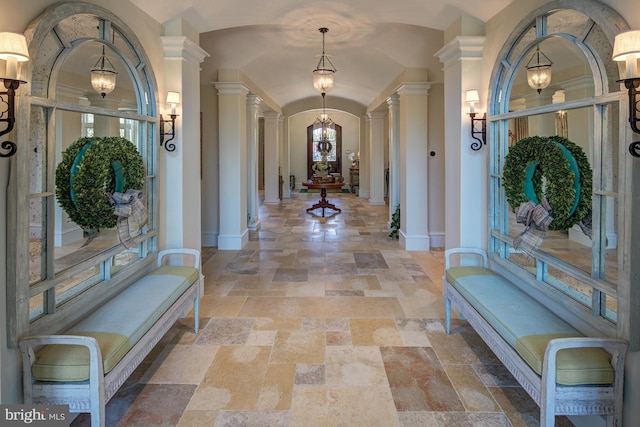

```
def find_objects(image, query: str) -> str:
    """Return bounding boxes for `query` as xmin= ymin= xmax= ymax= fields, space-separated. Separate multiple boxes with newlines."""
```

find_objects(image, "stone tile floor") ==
xmin=73 ymin=192 xmax=574 ymax=426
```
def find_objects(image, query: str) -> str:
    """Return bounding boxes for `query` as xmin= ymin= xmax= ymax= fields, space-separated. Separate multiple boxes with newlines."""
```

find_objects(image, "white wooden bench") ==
xmin=19 ymin=248 xmax=201 ymax=427
xmin=443 ymin=248 xmax=627 ymax=427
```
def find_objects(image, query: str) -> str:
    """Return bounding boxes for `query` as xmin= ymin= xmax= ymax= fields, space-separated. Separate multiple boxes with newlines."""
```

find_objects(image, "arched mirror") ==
xmin=8 ymin=3 xmax=158 ymax=345
xmin=489 ymin=3 xmax=626 ymax=327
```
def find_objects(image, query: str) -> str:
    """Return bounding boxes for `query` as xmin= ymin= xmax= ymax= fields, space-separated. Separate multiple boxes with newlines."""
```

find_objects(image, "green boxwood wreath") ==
xmin=503 ymin=135 xmax=592 ymax=231
xmin=56 ymin=136 xmax=145 ymax=230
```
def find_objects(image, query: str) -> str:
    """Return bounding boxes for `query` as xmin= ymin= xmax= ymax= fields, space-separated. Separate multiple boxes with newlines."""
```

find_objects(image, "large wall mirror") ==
xmin=488 ymin=2 xmax=627 ymax=332
xmin=8 ymin=3 xmax=158 ymax=345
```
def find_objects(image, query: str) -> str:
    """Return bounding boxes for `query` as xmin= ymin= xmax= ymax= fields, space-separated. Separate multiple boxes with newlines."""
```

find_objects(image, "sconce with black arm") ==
xmin=0 ymin=32 xmax=30 ymax=158
xmin=619 ymin=78 xmax=640 ymax=157
xmin=465 ymin=90 xmax=486 ymax=151
xmin=0 ymin=78 xmax=25 ymax=157
xmin=613 ymin=30 xmax=640 ymax=157
xmin=160 ymin=91 xmax=179 ymax=152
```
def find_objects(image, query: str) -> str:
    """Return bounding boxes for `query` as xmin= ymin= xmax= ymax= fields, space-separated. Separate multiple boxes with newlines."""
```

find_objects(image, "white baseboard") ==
xmin=201 ymin=232 xmax=218 ymax=247
xmin=400 ymin=231 xmax=431 ymax=251
xmin=217 ymin=229 xmax=249 ymax=250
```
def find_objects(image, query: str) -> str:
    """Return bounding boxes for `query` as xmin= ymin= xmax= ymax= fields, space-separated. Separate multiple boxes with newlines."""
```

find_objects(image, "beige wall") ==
xmin=288 ymin=110 xmax=361 ymax=189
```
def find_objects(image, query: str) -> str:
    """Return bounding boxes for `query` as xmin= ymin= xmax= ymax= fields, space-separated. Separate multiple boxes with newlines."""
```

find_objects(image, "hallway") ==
xmin=73 ymin=192 xmax=572 ymax=426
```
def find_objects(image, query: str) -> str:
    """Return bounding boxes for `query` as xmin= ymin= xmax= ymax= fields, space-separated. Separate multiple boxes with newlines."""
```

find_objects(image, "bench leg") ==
xmin=445 ymin=296 xmax=451 ymax=334
xmin=194 ymin=295 xmax=200 ymax=334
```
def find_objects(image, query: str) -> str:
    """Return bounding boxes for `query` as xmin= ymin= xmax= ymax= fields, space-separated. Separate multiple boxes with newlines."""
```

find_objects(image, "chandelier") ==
xmin=313 ymin=92 xmax=335 ymax=156
xmin=526 ymin=46 xmax=553 ymax=94
xmin=91 ymin=44 xmax=117 ymax=97
xmin=313 ymin=27 xmax=337 ymax=94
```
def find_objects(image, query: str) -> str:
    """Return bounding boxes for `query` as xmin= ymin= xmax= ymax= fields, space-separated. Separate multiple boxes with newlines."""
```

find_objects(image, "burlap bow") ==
xmin=107 ymin=189 xmax=147 ymax=248
xmin=513 ymin=198 xmax=553 ymax=255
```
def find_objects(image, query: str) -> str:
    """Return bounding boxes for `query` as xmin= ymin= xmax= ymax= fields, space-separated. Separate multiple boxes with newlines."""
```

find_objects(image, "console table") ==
xmin=302 ymin=181 xmax=344 ymax=217
xmin=349 ymin=167 xmax=359 ymax=193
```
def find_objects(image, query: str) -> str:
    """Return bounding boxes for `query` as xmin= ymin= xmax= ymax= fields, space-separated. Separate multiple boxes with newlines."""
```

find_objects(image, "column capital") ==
xmin=263 ymin=111 xmax=280 ymax=120
xmin=368 ymin=111 xmax=386 ymax=121
xmin=161 ymin=36 xmax=210 ymax=65
xmin=435 ymin=36 xmax=485 ymax=68
xmin=386 ymin=93 xmax=400 ymax=106
xmin=396 ymin=82 xmax=431 ymax=97
xmin=247 ymin=94 xmax=262 ymax=107
xmin=215 ymin=82 xmax=250 ymax=96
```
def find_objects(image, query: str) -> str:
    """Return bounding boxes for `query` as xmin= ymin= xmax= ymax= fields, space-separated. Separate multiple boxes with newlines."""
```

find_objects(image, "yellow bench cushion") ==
xmin=448 ymin=266 xmax=614 ymax=386
xmin=31 ymin=266 xmax=198 ymax=382
xmin=31 ymin=332 xmax=130 ymax=382
xmin=516 ymin=334 xmax=614 ymax=385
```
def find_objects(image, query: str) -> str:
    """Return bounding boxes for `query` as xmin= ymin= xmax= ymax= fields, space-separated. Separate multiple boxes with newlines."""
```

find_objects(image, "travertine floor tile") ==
xmin=75 ymin=193 xmax=571 ymax=427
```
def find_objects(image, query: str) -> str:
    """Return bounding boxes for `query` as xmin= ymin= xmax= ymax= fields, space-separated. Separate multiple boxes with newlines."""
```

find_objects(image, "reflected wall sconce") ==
xmin=0 ymin=32 xmax=29 ymax=158
xmin=160 ymin=91 xmax=180 ymax=152
xmin=466 ymin=90 xmax=486 ymax=151
xmin=613 ymin=30 xmax=640 ymax=157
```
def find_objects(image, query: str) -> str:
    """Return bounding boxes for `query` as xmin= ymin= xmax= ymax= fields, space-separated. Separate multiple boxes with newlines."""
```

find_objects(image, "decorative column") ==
xmin=357 ymin=116 xmax=369 ymax=199
xmin=387 ymin=94 xmax=400 ymax=225
xmin=263 ymin=111 xmax=280 ymax=205
xmin=279 ymin=115 xmax=289 ymax=198
xmin=368 ymin=111 xmax=386 ymax=205
xmin=435 ymin=36 xmax=486 ymax=251
xmin=247 ymin=94 xmax=262 ymax=229
xmin=161 ymin=34 xmax=209 ymax=254
xmin=215 ymin=82 xmax=249 ymax=249
xmin=397 ymin=83 xmax=430 ymax=251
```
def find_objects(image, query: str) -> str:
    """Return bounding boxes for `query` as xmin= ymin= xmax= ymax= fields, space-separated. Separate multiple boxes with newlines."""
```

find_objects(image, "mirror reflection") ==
xmin=509 ymin=37 xmax=594 ymax=111
xmin=56 ymin=41 xmax=136 ymax=110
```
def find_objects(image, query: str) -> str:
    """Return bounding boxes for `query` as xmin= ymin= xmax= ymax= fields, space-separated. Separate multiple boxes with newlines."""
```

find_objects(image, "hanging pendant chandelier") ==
xmin=526 ymin=46 xmax=553 ymax=94
xmin=313 ymin=92 xmax=335 ymax=155
xmin=91 ymin=44 xmax=117 ymax=97
xmin=313 ymin=27 xmax=337 ymax=94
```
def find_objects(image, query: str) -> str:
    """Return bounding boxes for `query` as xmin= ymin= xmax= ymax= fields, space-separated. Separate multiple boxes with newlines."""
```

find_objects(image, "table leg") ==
xmin=305 ymin=186 xmax=342 ymax=217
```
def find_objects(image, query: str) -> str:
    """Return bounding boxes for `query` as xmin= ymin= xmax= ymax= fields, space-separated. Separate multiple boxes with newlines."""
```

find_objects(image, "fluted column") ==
xmin=161 ymin=34 xmax=209 ymax=254
xmin=397 ymin=83 xmax=430 ymax=251
xmin=435 ymin=36 xmax=486 ymax=251
xmin=387 ymin=94 xmax=400 ymax=224
xmin=263 ymin=111 xmax=280 ymax=205
xmin=368 ymin=111 xmax=386 ymax=205
xmin=216 ymin=82 xmax=250 ymax=249
xmin=247 ymin=94 xmax=262 ymax=229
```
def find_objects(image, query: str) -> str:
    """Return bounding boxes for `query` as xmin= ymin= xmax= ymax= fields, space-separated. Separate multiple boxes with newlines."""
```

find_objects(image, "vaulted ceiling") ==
xmin=131 ymin=0 xmax=515 ymax=108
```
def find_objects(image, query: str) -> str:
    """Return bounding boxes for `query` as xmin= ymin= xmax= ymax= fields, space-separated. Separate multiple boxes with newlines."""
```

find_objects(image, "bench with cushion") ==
xmin=444 ymin=248 xmax=627 ymax=427
xmin=19 ymin=248 xmax=201 ymax=427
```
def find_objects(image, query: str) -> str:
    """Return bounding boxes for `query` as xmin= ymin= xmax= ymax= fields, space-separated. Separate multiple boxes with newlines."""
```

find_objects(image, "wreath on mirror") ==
xmin=56 ymin=136 xmax=145 ymax=230
xmin=502 ymin=135 xmax=592 ymax=231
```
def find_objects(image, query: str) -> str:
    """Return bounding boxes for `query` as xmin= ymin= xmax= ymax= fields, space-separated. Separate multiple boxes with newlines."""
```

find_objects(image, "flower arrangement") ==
xmin=312 ymin=160 xmax=330 ymax=174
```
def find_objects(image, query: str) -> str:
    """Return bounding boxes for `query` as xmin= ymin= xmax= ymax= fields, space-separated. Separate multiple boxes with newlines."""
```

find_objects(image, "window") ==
xmin=7 ymin=4 xmax=159 ymax=346
xmin=307 ymin=123 xmax=342 ymax=178
xmin=488 ymin=5 xmax=627 ymax=334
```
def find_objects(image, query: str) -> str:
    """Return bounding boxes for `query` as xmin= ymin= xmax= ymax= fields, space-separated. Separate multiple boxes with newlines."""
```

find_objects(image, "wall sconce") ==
xmin=613 ymin=30 xmax=640 ymax=157
xmin=0 ymin=32 xmax=29 ymax=158
xmin=465 ymin=90 xmax=486 ymax=151
xmin=160 ymin=91 xmax=180 ymax=152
